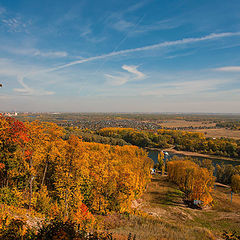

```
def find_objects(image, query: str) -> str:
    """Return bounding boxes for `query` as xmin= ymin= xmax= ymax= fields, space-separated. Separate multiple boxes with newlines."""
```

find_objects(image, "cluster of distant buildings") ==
xmin=58 ymin=119 xmax=163 ymax=130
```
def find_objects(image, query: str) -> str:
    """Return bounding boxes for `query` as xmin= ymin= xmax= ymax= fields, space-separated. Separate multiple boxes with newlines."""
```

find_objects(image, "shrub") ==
xmin=0 ymin=187 xmax=22 ymax=207
xmin=0 ymin=218 xmax=35 ymax=240
xmin=35 ymin=186 xmax=52 ymax=215
xmin=231 ymin=175 xmax=240 ymax=193
xmin=37 ymin=218 xmax=113 ymax=240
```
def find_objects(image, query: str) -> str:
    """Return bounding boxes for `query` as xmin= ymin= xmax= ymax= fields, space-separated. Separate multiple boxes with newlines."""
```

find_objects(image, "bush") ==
xmin=231 ymin=175 xmax=240 ymax=193
xmin=35 ymin=186 xmax=52 ymax=215
xmin=37 ymin=218 xmax=113 ymax=240
xmin=0 ymin=187 xmax=22 ymax=207
xmin=0 ymin=218 xmax=35 ymax=240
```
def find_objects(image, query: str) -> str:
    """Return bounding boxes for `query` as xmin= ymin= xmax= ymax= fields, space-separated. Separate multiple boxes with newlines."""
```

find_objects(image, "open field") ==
xmin=158 ymin=120 xmax=240 ymax=139
xmin=105 ymin=175 xmax=240 ymax=240
xmin=191 ymin=128 xmax=240 ymax=139
xmin=158 ymin=120 xmax=216 ymax=128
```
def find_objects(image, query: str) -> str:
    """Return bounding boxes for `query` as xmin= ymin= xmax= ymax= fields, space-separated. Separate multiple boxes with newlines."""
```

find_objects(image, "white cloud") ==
xmin=165 ymin=51 xmax=195 ymax=59
xmin=80 ymin=25 xmax=92 ymax=37
xmin=13 ymin=75 xmax=55 ymax=96
xmin=135 ymin=18 xmax=181 ymax=33
xmin=3 ymin=47 xmax=68 ymax=58
xmin=142 ymin=78 xmax=231 ymax=96
xmin=113 ymin=18 xmax=181 ymax=35
xmin=105 ymin=65 xmax=145 ymax=86
xmin=104 ymin=74 xmax=129 ymax=86
xmin=2 ymin=17 xmax=31 ymax=33
xmin=112 ymin=19 xmax=135 ymax=32
xmin=49 ymin=31 xmax=240 ymax=72
xmin=33 ymin=50 xmax=68 ymax=58
xmin=0 ymin=58 xmax=55 ymax=96
xmin=214 ymin=66 xmax=240 ymax=72
xmin=122 ymin=65 xmax=145 ymax=79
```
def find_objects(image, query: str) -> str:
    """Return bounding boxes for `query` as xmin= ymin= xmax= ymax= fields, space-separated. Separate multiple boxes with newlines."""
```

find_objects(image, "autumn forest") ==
xmin=0 ymin=115 xmax=240 ymax=239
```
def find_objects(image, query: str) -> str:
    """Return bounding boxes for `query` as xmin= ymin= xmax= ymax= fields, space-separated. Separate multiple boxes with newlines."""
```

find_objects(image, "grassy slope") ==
xmin=105 ymin=176 xmax=240 ymax=240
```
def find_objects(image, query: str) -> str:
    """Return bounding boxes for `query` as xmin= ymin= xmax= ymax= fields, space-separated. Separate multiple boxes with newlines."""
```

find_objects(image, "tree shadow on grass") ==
xmin=149 ymin=176 xmax=185 ymax=206
xmin=149 ymin=189 xmax=184 ymax=206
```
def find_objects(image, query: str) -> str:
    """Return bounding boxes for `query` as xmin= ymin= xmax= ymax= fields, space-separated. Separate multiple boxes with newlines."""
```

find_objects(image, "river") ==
xmin=148 ymin=150 xmax=240 ymax=169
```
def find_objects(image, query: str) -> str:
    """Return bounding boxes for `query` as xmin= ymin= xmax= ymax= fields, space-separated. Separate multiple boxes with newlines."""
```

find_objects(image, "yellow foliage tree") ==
xmin=231 ymin=174 xmax=240 ymax=193
xmin=167 ymin=160 xmax=215 ymax=206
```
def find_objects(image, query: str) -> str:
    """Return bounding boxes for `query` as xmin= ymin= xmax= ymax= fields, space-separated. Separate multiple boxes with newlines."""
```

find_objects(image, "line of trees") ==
xmin=97 ymin=128 xmax=240 ymax=158
xmin=216 ymin=121 xmax=240 ymax=130
xmin=65 ymin=127 xmax=130 ymax=146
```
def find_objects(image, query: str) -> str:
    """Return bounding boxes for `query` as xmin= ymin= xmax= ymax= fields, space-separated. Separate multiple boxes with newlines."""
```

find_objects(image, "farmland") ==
xmin=191 ymin=128 xmax=240 ymax=140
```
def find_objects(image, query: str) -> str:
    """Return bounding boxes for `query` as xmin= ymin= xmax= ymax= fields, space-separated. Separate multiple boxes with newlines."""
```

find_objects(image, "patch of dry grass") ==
xmin=191 ymin=128 xmax=240 ymax=139
xmin=102 ymin=176 xmax=240 ymax=239
xmin=158 ymin=119 xmax=240 ymax=139
xmin=159 ymin=120 xmax=216 ymax=128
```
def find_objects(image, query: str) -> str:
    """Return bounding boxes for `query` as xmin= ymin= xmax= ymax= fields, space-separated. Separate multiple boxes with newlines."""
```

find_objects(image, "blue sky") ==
xmin=0 ymin=0 xmax=240 ymax=112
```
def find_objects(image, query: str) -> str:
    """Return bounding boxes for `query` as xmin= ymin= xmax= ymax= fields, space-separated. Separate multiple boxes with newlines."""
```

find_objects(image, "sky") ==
xmin=0 ymin=0 xmax=240 ymax=113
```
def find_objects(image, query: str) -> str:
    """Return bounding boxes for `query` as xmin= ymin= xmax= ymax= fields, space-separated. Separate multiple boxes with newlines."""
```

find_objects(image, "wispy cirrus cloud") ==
xmin=112 ymin=18 xmax=182 ymax=35
xmin=105 ymin=74 xmax=129 ymax=86
xmin=112 ymin=19 xmax=135 ymax=32
xmin=1 ymin=15 xmax=32 ymax=33
xmin=165 ymin=51 xmax=196 ymax=59
xmin=0 ymin=5 xmax=32 ymax=33
xmin=141 ymin=78 xmax=232 ymax=97
xmin=105 ymin=65 xmax=145 ymax=86
xmin=214 ymin=66 xmax=240 ymax=72
xmin=49 ymin=31 xmax=240 ymax=72
xmin=0 ymin=58 xmax=55 ymax=96
xmin=13 ymin=75 xmax=55 ymax=96
xmin=2 ymin=18 xmax=26 ymax=32
xmin=3 ymin=32 xmax=238 ymax=97
xmin=3 ymin=46 xmax=68 ymax=58
xmin=33 ymin=50 xmax=68 ymax=58
xmin=107 ymin=0 xmax=180 ymax=36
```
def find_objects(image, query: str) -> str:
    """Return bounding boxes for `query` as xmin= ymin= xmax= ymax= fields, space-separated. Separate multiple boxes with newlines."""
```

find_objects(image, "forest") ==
xmin=0 ymin=116 xmax=152 ymax=239
xmin=0 ymin=116 xmax=240 ymax=239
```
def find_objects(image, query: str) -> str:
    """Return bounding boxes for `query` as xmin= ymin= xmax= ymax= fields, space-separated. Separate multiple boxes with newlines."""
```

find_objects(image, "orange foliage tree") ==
xmin=167 ymin=160 xmax=215 ymax=206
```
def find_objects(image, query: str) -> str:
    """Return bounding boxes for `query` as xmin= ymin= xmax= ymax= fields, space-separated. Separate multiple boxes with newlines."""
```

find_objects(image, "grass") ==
xmin=102 ymin=175 xmax=240 ymax=239
xmin=105 ymin=215 xmax=215 ymax=240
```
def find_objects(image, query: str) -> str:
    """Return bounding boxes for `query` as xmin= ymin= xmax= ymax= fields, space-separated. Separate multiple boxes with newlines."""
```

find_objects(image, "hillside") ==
xmin=104 ymin=175 xmax=240 ymax=240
